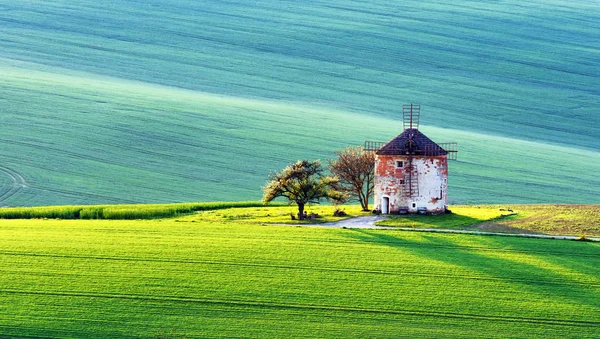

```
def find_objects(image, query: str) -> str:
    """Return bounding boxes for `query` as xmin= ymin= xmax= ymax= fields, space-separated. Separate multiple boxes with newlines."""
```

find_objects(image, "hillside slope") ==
xmin=1 ymin=0 xmax=599 ymax=205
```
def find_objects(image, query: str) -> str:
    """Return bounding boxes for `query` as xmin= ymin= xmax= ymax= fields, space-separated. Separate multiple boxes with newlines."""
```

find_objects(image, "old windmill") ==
xmin=365 ymin=104 xmax=457 ymax=214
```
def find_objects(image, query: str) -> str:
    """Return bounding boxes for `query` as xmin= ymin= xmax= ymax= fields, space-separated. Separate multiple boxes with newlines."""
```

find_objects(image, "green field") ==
xmin=377 ymin=205 xmax=600 ymax=237
xmin=1 ymin=0 xmax=599 ymax=206
xmin=3 ymin=203 xmax=599 ymax=238
xmin=0 ymin=201 xmax=275 ymax=220
xmin=1 ymin=205 xmax=599 ymax=338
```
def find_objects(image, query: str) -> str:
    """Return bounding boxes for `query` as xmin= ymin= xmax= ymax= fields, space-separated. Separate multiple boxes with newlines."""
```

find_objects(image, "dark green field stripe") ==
xmin=2 ymin=289 xmax=598 ymax=328
xmin=0 ymin=331 xmax=61 ymax=339
xmin=2 ymin=251 xmax=598 ymax=288
xmin=345 ymin=238 xmax=600 ymax=259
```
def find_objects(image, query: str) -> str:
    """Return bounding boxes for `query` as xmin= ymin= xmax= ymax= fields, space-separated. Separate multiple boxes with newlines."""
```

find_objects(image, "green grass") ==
xmin=0 ymin=201 xmax=277 ymax=220
xmin=377 ymin=205 xmax=600 ymax=237
xmin=1 ymin=0 xmax=599 ymax=206
xmin=178 ymin=204 xmax=369 ymax=224
xmin=2 ymin=201 xmax=597 ymax=238
xmin=0 ymin=214 xmax=599 ymax=338
xmin=376 ymin=205 xmax=514 ymax=228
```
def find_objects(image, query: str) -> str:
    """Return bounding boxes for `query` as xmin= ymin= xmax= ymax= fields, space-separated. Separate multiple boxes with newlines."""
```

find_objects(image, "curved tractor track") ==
xmin=0 ymin=166 xmax=26 ymax=205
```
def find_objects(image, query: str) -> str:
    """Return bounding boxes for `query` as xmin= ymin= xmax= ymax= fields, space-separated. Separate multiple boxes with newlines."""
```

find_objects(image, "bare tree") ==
xmin=328 ymin=146 xmax=375 ymax=211
xmin=263 ymin=160 xmax=345 ymax=220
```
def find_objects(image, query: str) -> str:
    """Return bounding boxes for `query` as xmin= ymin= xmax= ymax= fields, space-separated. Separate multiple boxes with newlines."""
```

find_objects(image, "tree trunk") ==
xmin=359 ymin=192 xmax=369 ymax=211
xmin=298 ymin=203 xmax=305 ymax=220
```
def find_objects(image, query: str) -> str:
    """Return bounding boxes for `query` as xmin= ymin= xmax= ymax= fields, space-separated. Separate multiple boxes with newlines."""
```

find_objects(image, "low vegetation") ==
xmin=3 ymin=203 xmax=598 ymax=238
xmin=0 ymin=201 xmax=273 ymax=220
xmin=377 ymin=205 xmax=600 ymax=237
xmin=0 ymin=209 xmax=598 ymax=338
xmin=376 ymin=205 xmax=517 ymax=229
xmin=178 ymin=204 xmax=368 ymax=224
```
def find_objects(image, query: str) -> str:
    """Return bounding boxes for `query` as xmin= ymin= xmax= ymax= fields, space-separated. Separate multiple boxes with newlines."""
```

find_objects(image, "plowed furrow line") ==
xmin=0 ymin=166 xmax=26 ymax=204
xmin=2 ymin=252 xmax=598 ymax=288
xmin=2 ymin=289 xmax=598 ymax=328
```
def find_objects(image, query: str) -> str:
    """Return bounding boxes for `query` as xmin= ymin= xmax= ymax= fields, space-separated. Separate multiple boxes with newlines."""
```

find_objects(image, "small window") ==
xmin=395 ymin=160 xmax=404 ymax=168
xmin=400 ymin=179 xmax=405 ymax=185
xmin=443 ymin=178 xmax=447 ymax=184
xmin=412 ymin=202 xmax=417 ymax=208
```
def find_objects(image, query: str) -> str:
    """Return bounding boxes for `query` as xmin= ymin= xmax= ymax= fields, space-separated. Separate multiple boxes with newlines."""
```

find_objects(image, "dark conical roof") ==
xmin=375 ymin=129 xmax=448 ymax=156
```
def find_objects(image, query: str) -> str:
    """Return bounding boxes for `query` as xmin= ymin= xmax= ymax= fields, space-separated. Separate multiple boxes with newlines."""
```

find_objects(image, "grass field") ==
xmin=0 ymin=201 xmax=274 ymax=220
xmin=1 ymin=0 xmax=599 ymax=206
xmin=1 ymin=206 xmax=599 ymax=338
xmin=3 ymin=203 xmax=599 ymax=238
xmin=377 ymin=205 xmax=600 ymax=237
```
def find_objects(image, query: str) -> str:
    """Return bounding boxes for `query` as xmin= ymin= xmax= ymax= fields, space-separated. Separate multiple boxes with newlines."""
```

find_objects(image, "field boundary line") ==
xmin=2 ymin=251 xmax=599 ymax=287
xmin=1 ymin=289 xmax=598 ymax=328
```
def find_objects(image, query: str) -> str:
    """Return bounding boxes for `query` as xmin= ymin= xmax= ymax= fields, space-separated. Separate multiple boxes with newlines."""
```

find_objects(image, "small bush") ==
xmin=575 ymin=234 xmax=592 ymax=242
xmin=334 ymin=209 xmax=347 ymax=217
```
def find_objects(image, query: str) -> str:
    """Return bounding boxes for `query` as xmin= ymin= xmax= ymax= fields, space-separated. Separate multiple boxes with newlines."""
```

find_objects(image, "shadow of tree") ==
xmin=379 ymin=212 xmax=533 ymax=234
xmin=466 ymin=220 xmax=542 ymax=234
xmin=345 ymin=229 xmax=600 ymax=315
xmin=379 ymin=213 xmax=483 ymax=228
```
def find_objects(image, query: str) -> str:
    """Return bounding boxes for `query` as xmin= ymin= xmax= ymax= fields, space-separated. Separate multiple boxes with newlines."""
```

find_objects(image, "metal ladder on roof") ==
xmin=402 ymin=104 xmax=421 ymax=131
xmin=402 ymin=156 xmax=419 ymax=198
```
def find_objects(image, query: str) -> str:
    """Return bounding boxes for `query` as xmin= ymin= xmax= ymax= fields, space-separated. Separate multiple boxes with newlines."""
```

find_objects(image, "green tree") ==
xmin=328 ymin=146 xmax=375 ymax=211
xmin=263 ymin=160 xmax=344 ymax=220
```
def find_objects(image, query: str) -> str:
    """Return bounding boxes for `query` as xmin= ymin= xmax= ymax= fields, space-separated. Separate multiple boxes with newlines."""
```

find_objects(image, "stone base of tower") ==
xmin=374 ymin=203 xmax=448 ymax=215
xmin=374 ymin=155 xmax=449 ymax=215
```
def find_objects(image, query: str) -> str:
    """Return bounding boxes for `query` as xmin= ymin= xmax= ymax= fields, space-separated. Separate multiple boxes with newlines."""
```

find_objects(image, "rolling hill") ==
xmin=1 ymin=0 xmax=599 ymax=206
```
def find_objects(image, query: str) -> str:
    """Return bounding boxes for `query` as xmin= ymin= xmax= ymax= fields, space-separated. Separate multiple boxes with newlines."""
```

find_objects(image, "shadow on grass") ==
xmin=345 ymin=229 xmax=600 ymax=312
xmin=376 ymin=212 xmax=483 ymax=228
xmin=378 ymin=212 xmax=541 ymax=235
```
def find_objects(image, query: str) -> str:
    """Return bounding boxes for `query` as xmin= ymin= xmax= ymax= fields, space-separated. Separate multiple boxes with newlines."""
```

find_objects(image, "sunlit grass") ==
xmin=178 ymin=204 xmax=369 ymax=224
xmin=376 ymin=205 xmax=600 ymax=237
xmin=375 ymin=205 xmax=515 ymax=228
xmin=0 ymin=201 xmax=276 ymax=220
xmin=0 ymin=216 xmax=598 ymax=338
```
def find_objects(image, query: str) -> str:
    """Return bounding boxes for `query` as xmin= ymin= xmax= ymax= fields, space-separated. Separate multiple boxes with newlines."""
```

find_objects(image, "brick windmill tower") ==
xmin=365 ymin=104 xmax=457 ymax=214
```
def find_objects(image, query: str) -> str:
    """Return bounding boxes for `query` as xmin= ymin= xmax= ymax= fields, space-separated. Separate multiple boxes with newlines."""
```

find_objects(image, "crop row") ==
xmin=0 ymin=201 xmax=279 ymax=220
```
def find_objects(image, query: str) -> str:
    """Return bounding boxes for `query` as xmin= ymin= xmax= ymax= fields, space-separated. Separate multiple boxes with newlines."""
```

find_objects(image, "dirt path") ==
xmin=286 ymin=216 xmax=600 ymax=242
xmin=319 ymin=216 xmax=393 ymax=229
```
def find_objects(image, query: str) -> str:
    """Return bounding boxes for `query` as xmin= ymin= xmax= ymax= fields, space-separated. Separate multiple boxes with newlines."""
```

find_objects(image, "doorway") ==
xmin=382 ymin=197 xmax=390 ymax=214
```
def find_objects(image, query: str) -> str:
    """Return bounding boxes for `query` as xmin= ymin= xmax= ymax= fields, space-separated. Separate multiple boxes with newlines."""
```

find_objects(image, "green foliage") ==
xmin=328 ymin=146 xmax=375 ymax=211
xmin=0 ymin=216 xmax=599 ymax=338
xmin=263 ymin=160 xmax=343 ymax=219
xmin=0 ymin=1 xmax=599 ymax=206
xmin=0 ymin=201 xmax=272 ymax=220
